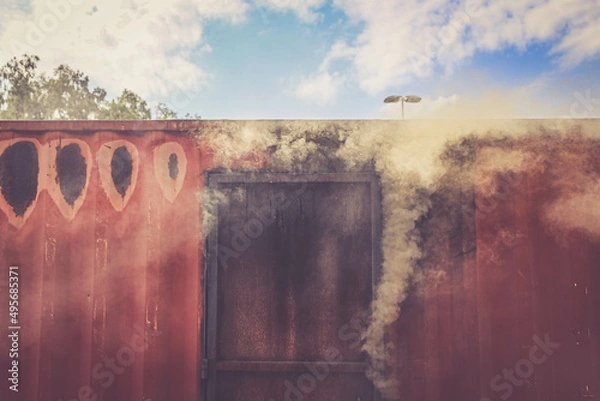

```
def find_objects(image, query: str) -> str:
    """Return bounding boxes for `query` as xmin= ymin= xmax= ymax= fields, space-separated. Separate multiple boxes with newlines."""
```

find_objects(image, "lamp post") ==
xmin=384 ymin=95 xmax=421 ymax=119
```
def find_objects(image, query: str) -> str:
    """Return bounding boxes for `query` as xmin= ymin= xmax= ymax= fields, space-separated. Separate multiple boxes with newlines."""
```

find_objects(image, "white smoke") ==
xmin=193 ymin=118 xmax=600 ymax=399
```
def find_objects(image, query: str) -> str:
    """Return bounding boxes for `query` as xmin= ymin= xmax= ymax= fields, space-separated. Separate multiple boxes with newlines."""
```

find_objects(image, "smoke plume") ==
xmin=194 ymin=118 xmax=600 ymax=399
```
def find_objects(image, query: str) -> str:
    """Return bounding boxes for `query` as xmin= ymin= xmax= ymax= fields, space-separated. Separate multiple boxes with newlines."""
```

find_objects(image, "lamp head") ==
xmin=404 ymin=95 xmax=421 ymax=103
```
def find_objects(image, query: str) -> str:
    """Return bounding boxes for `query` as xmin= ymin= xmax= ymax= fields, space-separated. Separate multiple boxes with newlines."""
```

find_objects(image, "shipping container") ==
xmin=0 ymin=120 xmax=598 ymax=401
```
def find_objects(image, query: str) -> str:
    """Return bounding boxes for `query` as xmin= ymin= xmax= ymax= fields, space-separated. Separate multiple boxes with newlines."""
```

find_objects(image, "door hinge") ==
xmin=201 ymin=359 xmax=208 ymax=380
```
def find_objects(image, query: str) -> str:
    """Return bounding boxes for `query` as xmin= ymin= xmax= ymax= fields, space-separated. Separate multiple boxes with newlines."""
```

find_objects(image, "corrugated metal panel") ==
xmin=0 ymin=121 xmax=598 ymax=401
xmin=0 ymin=128 xmax=205 ymax=401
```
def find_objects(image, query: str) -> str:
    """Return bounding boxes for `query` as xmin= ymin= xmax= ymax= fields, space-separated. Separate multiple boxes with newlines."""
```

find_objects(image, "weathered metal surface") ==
xmin=215 ymin=361 xmax=368 ymax=372
xmin=205 ymin=173 xmax=380 ymax=401
xmin=0 ymin=121 xmax=598 ymax=401
xmin=0 ymin=127 xmax=205 ymax=401
xmin=216 ymin=372 xmax=373 ymax=401
xmin=0 ymin=120 xmax=206 ymax=134
xmin=392 ymin=137 xmax=600 ymax=401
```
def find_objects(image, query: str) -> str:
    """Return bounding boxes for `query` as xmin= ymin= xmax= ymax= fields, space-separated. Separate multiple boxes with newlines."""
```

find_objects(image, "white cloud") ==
xmin=294 ymin=71 xmax=345 ymax=105
xmin=551 ymin=19 xmax=600 ymax=68
xmin=191 ymin=0 xmax=250 ymax=23
xmin=0 ymin=0 xmax=249 ymax=110
xmin=2 ymin=0 xmax=598 ymax=113
xmin=310 ymin=0 xmax=600 ymax=96
xmin=321 ymin=40 xmax=356 ymax=70
xmin=253 ymin=0 xmax=326 ymax=22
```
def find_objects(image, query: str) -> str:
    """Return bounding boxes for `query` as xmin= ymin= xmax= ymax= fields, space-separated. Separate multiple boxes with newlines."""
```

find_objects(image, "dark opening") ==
xmin=168 ymin=153 xmax=179 ymax=180
xmin=56 ymin=143 xmax=87 ymax=206
xmin=111 ymin=146 xmax=133 ymax=198
xmin=0 ymin=141 xmax=39 ymax=216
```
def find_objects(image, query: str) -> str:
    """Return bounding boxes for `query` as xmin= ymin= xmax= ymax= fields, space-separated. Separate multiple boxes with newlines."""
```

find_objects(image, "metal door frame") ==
xmin=202 ymin=172 xmax=382 ymax=401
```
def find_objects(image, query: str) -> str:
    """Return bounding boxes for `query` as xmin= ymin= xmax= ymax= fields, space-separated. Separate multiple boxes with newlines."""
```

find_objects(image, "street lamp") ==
xmin=384 ymin=95 xmax=421 ymax=119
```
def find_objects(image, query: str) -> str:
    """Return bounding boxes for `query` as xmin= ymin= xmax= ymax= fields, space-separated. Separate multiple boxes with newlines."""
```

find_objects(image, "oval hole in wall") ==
xmin=0 ymin=141 xmax=39 ymax=216
xmin=56 ymin=143 xmax=87 ymax=206
xmin=153 ymin=142 xmax=187 ymax=203
xmin=111 ymin=146 xmax=133 ymax=198
xmin=168 ymin=153 xmax=179 ymax=180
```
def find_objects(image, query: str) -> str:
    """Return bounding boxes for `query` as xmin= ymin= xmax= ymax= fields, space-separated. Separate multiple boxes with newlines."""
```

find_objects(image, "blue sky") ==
xmin=0 ymin=0 xmax=599 ymax=119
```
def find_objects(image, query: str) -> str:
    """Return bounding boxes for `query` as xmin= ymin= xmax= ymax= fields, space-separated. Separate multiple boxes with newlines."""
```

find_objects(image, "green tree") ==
xmin=0 ymin=55 xmax=46 ymax=119
xmin=0 ymin=55 xmax=192 ymax=120
xmin=100 ymin=89 xmax=152 ymax=120
xmin=183 ymin=112 xmax=202 ymax=119
xmin=155 ymin=102 xmax=179 ymax=120
xmin=43 ymin=64 xmax=106 ymax=119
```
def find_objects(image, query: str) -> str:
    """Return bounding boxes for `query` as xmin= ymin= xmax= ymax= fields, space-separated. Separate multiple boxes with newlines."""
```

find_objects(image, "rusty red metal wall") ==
xmin=0 ymin=121 xmax=598 ymax=401
xmin=0 ymin=122 xmax=210 ymax=401
xmin=393 ymin=136 xmax=600 ymax=401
